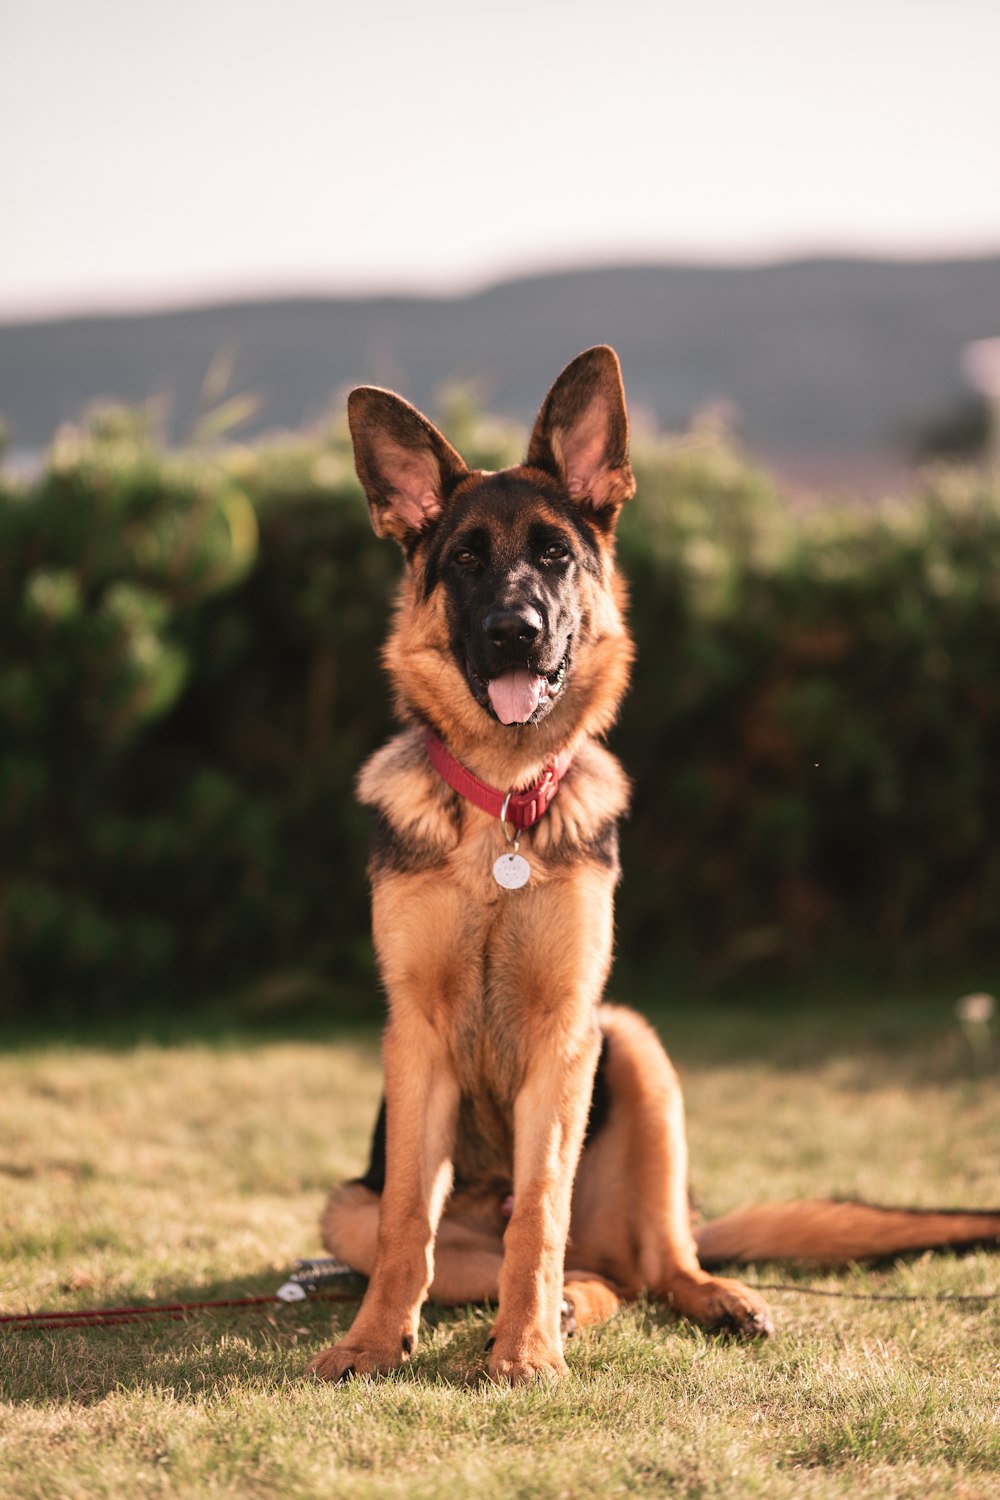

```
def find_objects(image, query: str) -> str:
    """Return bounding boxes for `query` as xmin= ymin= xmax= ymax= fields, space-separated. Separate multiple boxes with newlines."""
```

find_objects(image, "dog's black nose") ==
xmin=483 ymin=607 xmax=542 ymax=649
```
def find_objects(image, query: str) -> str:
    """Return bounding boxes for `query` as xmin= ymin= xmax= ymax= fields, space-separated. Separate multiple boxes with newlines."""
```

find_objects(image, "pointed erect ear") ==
xmin=347 ymin=387 xmax=470 ymax=543
xmin=526 ymin=346 xmax=635 ymax=515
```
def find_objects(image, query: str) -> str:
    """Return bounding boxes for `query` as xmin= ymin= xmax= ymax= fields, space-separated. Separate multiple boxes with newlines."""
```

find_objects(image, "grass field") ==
xmin=1 ymin=990 xmax=998 ymax=1499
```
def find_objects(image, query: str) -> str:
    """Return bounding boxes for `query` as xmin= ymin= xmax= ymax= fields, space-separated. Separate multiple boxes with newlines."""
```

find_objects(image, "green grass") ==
xmin=1 ymin=991 xmax=998 ymax=1498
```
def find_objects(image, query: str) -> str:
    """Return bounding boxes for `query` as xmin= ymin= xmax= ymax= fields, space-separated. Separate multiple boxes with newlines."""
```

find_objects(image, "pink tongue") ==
xmin=488 ymin=668 xmax=545 ymax=725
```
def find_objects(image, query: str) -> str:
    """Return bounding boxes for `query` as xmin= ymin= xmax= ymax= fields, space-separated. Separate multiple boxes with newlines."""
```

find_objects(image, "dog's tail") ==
xmin=694 ymin=1199 xmax=1000 ymax=1267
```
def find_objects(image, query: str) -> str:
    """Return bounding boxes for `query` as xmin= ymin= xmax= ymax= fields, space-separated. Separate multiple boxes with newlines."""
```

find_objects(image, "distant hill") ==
xmin=1 ymin=257 xmax=997 ymax=465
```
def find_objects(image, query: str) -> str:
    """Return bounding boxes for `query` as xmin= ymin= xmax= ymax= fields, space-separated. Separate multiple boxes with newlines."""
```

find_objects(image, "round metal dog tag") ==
xmin=493 ymin=852 xmax=531 ymax=889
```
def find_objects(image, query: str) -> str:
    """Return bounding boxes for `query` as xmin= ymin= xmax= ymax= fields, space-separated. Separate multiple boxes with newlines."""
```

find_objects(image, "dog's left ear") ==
xmin=526 ymin=346 xmax=635 ymax=516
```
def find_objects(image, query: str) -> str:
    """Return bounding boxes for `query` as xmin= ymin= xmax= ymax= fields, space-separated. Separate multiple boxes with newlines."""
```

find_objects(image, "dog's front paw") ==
xmin=486 ymin=1328 xmax=568 ymax=1385
xmin=488 ymin=1351 xmax=569 ymax=1385
xmin=662 ymin=1271 xmax=774 ymax=1340
xmin=307 ymin=1330 xmax=414 ymax=1382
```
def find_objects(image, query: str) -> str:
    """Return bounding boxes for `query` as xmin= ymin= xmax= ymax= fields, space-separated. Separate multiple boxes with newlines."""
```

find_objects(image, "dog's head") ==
xmin=348 ymin=347 xmax=635 ymax=767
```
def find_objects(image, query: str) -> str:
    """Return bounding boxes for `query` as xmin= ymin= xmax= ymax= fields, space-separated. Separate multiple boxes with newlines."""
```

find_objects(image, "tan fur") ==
xmin=308 ymin=348 xmax=997 ymax=1386
xmin=319 ymin=1001 xmax=1000 ymax=1332
xmin=378 ymin=498 xmax=633 ymax=781
xmin=695 ymin=1200 xmax=1000 ymax=1267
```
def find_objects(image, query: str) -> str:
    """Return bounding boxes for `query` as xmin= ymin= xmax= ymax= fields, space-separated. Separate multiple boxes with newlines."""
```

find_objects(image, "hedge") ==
xmin=2 ymin=403 xmax=999 ymax=1019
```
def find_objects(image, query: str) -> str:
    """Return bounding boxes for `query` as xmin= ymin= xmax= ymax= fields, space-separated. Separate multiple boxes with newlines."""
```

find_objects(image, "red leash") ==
xmin=2 ymin=1260 xmax=365 ymax=1330
xmin=0 ymin=1292 xmax=362 ymax=1331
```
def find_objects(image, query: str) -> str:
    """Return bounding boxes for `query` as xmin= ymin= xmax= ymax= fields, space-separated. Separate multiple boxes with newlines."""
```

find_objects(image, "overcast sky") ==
xmin=3 ymin=0 xmax=999 ymax=320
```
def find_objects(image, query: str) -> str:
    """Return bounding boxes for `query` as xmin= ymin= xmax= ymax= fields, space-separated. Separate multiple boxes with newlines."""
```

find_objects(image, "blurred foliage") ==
xmin=2 ymin=399 xmax=1000 ymax=1020
xmin=910 ymin=393 xmax=991 ymax=461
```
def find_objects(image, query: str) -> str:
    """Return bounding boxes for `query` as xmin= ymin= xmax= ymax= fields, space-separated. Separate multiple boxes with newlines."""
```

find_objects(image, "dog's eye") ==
xmin=452 ymin=548 xmax=478 ymax=567
xmin=542 ymin=542 xmax=569 ymax=562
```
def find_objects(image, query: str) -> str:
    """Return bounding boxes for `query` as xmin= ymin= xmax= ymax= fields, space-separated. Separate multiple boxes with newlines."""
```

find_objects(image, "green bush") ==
xmin=2 ymin=404 xmax=999 ymax=1019
xmin=617 ymin=447 xmax=1000 ymax=976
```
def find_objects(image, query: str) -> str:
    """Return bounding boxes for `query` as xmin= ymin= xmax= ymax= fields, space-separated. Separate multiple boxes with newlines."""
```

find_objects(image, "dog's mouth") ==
xmin=466 ymin=654 xmax=569 ymax=726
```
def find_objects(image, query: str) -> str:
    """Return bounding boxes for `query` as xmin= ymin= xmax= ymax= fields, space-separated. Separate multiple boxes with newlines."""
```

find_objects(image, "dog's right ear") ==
xmin=347 ymin=387 xmax=470 ymax=544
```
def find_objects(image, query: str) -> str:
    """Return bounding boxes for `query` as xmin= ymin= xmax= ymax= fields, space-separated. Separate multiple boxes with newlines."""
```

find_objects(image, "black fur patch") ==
xmin=545 ymin=818 xmax=620 ymax=877
xmin=583 ymin=1036 xmax=611 ymax=1149
xmin=353 ymin=1097 xmax=387 ymax=1194
xmin=369 ymin=810 xmax=448 ymax=877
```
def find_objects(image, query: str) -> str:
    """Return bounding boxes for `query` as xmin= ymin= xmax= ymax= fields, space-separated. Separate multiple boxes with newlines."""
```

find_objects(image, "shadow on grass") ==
xmin=5 ymin=972 xmax=993 ymax=1081
xmin=0 ymin=1261 xmax=556 ymax=1402
xmin=5 ymin=1250 xmax=996 ymax=1406
xmin=0 ymin=1266 xmax=760 ymax=1405
xmin=1 ymin=976 xmax=387 ymax=1056
xmin=0 ymin=1264 xmax=369 ymax=1404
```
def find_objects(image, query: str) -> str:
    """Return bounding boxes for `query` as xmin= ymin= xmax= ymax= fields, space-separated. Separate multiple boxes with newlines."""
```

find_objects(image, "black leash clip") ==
xmin=275 ymin=1256 xmax=359 ymax=1302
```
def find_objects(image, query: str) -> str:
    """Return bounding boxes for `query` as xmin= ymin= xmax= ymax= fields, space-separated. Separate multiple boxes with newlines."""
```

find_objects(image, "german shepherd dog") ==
xmin=308 ymin=348 xmax=1000 ymax=1384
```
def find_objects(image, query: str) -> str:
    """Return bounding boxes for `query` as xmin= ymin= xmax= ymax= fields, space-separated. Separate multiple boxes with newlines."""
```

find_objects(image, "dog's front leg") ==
xmin=308 ymin=1018 xmax=459 ymax=1381
xmin=487 ymin=1027 xmax=601 ymax=1384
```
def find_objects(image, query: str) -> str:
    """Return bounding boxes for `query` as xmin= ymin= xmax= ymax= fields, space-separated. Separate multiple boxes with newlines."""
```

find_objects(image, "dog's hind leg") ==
xmin=322 ymin=1181 xmax=505 ymax=1301
xmin=320 ymin=1180 xmax=381 ymax=1275
xmin=570 ymin=1006 xmax=774 ymax=1339
xmin=559 ymin=1271 xmax=624 ymax=1333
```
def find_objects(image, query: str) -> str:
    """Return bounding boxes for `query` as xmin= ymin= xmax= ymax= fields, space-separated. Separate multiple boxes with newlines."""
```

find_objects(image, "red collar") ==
xmin=423 ymin=727 xmax=574 ymax=831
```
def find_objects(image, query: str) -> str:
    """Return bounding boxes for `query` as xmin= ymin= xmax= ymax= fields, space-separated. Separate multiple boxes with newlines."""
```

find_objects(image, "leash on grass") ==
xmin=0 ymin=1258 xmax=364 ymax=1332
xmin=3 ymin=1258 xmax=997 ymax=1332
